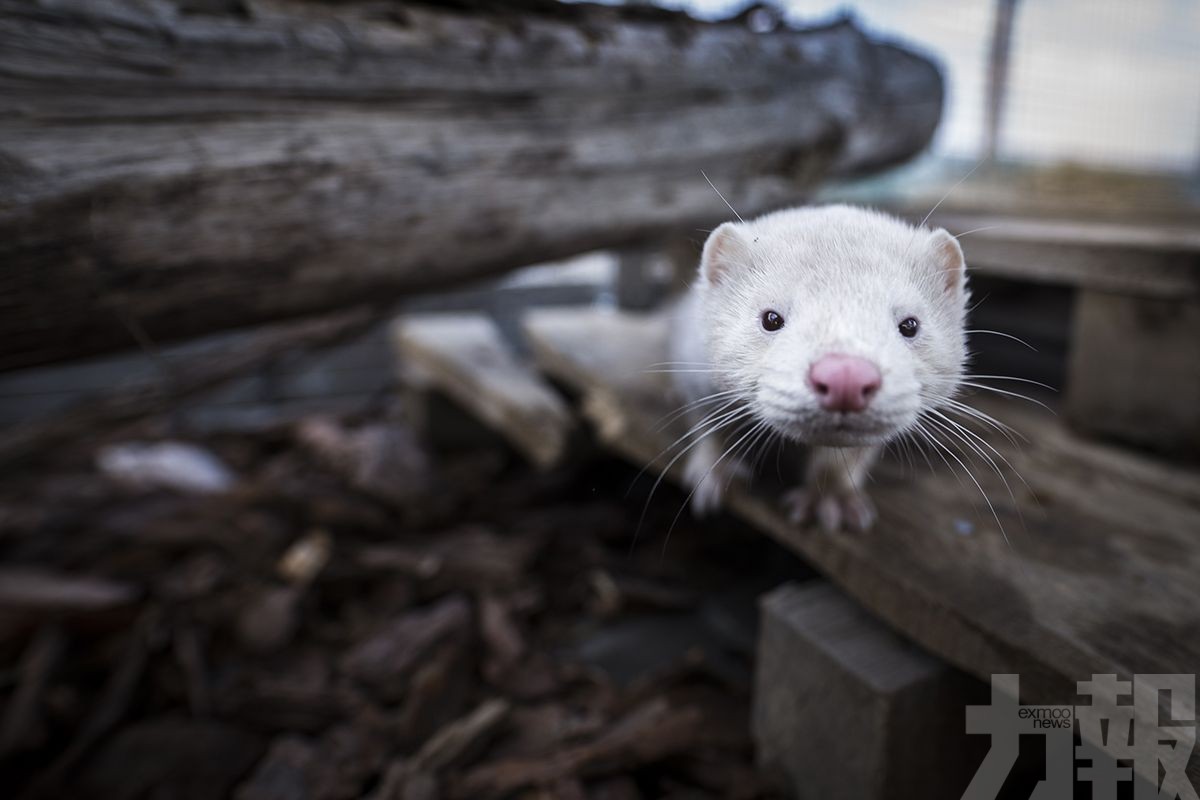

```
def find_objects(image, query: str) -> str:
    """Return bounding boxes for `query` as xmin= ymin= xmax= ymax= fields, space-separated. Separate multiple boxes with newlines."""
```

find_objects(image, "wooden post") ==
xmin=1066 ymin=291 xmax=1200 ymax=454
xmin=983 ymin=0 xmax=1021 ymax=161
xmin=754 ymin=581 xmax=986 ymax=800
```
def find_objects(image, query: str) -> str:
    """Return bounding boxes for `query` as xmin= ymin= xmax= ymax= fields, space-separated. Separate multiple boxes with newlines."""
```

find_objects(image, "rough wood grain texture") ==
xmin=392 ymin=313 xmax=573 ymax=469
xmin=1066 ymin=290 xmax=1200 ymax=453
xmin=0 ymin=0 xmax=941 ymax=372
xmin=522 ymin=306 xmax=1200 ymax=787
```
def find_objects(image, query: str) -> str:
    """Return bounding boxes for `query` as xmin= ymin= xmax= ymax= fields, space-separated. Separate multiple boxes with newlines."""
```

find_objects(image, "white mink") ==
xmin=669 ymin=204 xmax=969 ymax=531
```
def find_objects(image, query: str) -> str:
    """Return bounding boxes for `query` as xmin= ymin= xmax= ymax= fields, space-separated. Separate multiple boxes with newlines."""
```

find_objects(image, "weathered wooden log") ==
xmin=0 ymin=0 xmax=942 ymax=371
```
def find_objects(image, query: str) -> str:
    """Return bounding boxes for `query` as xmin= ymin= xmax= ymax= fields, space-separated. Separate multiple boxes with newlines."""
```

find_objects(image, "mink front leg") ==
xmin=783 ymin=445 xmax=879 ymax=532
xmin=682 ymin=427 xmax=752 ymax=517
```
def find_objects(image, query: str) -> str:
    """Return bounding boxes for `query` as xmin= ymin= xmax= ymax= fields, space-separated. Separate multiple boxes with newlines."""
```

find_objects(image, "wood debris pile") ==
xmin=0 ymin=402 xmax=795 ymax=799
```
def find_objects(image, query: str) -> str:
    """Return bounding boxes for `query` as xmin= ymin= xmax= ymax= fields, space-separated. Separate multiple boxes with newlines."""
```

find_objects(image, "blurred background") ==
xmin=0 ymin=1 xmax=1197 ymax=799
xmin=645 ymin=0 xmax=1200 ymax=173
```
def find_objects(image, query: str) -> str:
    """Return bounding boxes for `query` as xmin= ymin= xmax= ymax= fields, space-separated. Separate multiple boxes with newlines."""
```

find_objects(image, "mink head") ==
xmin=696 ymin=205 xmax=969 ymax=448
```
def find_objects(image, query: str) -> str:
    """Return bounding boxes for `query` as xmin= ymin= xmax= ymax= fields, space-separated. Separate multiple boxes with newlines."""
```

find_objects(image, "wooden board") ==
xmin=927 ymin=213 xmax=1200 ymax=298
xmin=392 ymin=314 xmax=573 ymax=470
xmin=523 ymin=307 xmax=1200 ymax=786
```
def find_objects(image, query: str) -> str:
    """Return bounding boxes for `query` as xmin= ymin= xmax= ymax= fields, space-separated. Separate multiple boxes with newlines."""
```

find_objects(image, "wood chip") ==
xmin=480 ymin=592 xmax=525 ymax=678
xmin=359 ymin=526 xmax=541 ymax=591
xmin=0 ymin=568 xmax=139 ymax=624
xmin=340 ymin=595 xmax=471 ymax=702
xmin=77 ymin=717 xmax=263 ymax=800
xmin=296 ymin=418 xmax=430 ymax=507
xmin=452 ymin=699 xmax=705 ymax=799
xmin=412 ymin=698 xmax=510 ymax=775
xmin=0 ymin=626 xmax=66 ymax=755
xmin=277 ymin=529 xmax=333 ymax=586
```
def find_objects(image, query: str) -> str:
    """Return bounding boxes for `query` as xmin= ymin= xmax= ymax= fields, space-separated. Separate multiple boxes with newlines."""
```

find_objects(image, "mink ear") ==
xmin=928 ymin=229 xmax=966 ymax=296
xmin=700 ymin=222 xmax=747 ymax=285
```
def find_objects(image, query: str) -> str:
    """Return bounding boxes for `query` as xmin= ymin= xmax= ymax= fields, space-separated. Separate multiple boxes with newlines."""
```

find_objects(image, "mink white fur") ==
xmin=670 ymin=204 xmax=969 ymax=531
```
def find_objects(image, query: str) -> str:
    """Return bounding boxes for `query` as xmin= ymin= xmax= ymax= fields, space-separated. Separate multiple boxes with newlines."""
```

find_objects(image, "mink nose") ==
xmin=808 ymin=354 xmax=882 ymax=413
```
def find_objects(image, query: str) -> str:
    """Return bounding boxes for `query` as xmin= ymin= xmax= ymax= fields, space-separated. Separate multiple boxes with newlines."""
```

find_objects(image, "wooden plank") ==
xmin=522 ymin=306 xmax=1200 ymax=787
xmin=392 ymin=313 xmax=573 ymax=470
xmin=926 ymin=213 xmax=1200 ymax=298
xmin=1066 ymin=290 xmax=1200 ymax=454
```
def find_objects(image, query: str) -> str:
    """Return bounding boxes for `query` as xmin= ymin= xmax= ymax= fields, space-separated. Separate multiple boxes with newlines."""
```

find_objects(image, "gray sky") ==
xmin=594 ymin=0 xmax=1200 ymax=172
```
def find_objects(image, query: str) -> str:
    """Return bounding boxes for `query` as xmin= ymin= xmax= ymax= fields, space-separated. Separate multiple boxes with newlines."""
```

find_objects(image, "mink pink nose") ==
xmin=807 ymin=355 xmax=882 ymax=413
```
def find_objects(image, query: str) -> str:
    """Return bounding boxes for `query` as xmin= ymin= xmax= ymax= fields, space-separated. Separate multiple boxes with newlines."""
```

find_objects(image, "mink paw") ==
xmin=782 ymin=486 xmax=876 ymax=533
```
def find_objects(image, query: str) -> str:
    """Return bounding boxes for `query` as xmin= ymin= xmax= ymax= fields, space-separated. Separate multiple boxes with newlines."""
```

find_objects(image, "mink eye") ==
xmin=898 ymin=317 xmax=920 ymax=338
xmin=761 ymin=310 xmax=785 ymax=332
